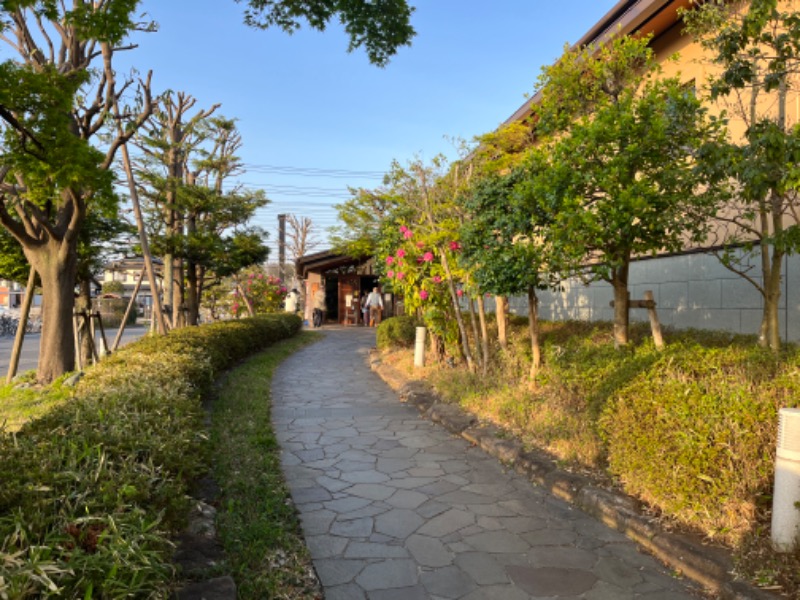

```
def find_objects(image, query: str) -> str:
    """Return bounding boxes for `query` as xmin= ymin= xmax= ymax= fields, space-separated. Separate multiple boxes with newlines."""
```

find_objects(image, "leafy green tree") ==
xmin=465 ymin=121 xmax=537 ymax=351
xmin=0 ymin=1 xmax=153 ymax=382
xmin=240 ymin=0 xmax=416 ymax=66
xmin=375 ymin=157 xmax=480 ymax=369
xmin=0 ymin=229 xmax=27 ymax=284
xmin=461 ymin=148 xmax=559 ymax=381
xmin=532 ymin=35 xmax=725 ymax=348
xmin=330 ymin=186 xmax=409 ymax=258
xmin=684 ymin=0 xmax=800 ymax=350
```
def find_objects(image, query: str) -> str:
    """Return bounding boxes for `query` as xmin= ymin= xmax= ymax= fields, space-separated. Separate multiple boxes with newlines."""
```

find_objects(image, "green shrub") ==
xmin=0 ymin=313 xmax=301 ymax=598
xmin=101 ymin=281 xmax=125 ymax=295
xmin=96 ymin=296 xmax=137 ymax=327
xmin=600 ymin=344 xmax=800 ymax=545
xmin=376 ymin=315 xmax=420 ymax=350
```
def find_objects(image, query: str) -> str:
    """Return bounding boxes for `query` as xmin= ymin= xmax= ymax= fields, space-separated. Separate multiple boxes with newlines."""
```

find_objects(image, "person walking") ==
xmin=312 ymin=287 xmax=326 ymax=328
xmin=360 ymin=292 xmax=370 ymax=327
xmin=366 ymin=287 xmax=383 ymax=327
xmin=284 ymin=288 xmax=300 ymax=313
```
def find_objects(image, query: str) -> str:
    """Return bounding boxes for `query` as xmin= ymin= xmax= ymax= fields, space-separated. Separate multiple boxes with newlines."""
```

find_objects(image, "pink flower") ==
xmin=449 ymin=241 xmax=461 ymax=251
xmin=432 ymin=275 xmax=442 ymax=284
xmin=280 ymin=287 xmax=287 ymax=293
xmin=400 ymin=225 xmax=408 ymax=233
xmin=387 ymin=270 xmax=394 ymax=278
xmin=396 ymin=249 xmax=406 ymax=258
xmin=416 ymin=256 xmax=424 ymax=264
xmin=423 ymin=251 xmax=434 ymax=262
xmin=396 ymin=272 xmax=405 ymax=280
xmin=403 ymin=229 xmax=413 ymax=239
xmin=456 ymin=289 xmax=464 ymax=297
xmin=386 ymin=256 xmax=394 ymax=265
xmin=419 ymin=290 xmax=429 ymax=300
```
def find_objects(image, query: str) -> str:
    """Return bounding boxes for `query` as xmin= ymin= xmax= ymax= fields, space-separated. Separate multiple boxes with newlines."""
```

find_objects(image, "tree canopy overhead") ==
xmin=239 ymin=0 xmax=416 ymax=66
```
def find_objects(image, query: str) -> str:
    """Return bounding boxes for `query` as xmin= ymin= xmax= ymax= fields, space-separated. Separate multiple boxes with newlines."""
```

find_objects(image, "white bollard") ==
xmin=414 ymin=326 xmax=426 ymax=368
xmin=772 ymin=408 xmax=800 ymax=551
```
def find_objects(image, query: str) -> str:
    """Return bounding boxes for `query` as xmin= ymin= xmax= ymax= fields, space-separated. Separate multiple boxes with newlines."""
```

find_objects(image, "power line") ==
xmin=239 ymin=182 xmax=353 ymax=198
xmin=242 ymin=163 xmax=386 ymax=179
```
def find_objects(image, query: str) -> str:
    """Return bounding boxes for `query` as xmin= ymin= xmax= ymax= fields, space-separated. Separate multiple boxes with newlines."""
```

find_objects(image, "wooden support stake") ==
xmin=112 ymin=269 xmax=145 ymax=351
xmin=6 ymin=268 xmax=36 ymax=384
xmin=88 ymin=311 xmax=98 ymax=364
xmin=93 ymin=312 xmax=110 ymax=358
xmin=609 ymin=290 xmax=665 ymax=350
xmin=644 ymin=290 xmax=665 ymax=350
xmin=73 ymin=313 xmax=83 ymax=372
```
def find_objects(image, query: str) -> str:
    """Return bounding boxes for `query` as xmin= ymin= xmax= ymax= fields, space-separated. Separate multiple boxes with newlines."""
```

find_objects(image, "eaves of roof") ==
xmin=503 ymin=0 xmax=691 ymax=126
xmin=296 ymin=250 xmax=368 ymax=278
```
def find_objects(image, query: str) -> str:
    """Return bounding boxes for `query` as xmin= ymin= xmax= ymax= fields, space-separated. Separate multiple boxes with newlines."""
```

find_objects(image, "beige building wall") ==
xmin=505 ymin=1 xmax=800 ymax=341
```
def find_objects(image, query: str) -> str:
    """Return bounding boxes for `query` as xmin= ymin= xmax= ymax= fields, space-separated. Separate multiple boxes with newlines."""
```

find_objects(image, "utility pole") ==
xmin=278 ymin=213 xmax=287 ymax=282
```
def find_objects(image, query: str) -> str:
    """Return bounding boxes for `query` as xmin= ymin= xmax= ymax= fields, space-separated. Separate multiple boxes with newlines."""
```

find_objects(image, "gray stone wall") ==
xmin=505 ymin=250 xmax=800 ymax=342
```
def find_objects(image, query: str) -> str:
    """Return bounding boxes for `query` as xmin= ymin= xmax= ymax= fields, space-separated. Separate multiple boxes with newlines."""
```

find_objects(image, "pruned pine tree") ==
xmin=137 ymin=110 xmax=269 ymax=326
xmin=136 ymin=91 xmax=220 ymax=328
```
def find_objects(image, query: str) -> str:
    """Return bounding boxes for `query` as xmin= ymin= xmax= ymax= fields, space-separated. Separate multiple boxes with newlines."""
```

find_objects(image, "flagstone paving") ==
xmin=272 ymin=327 xmax=702 ymax=599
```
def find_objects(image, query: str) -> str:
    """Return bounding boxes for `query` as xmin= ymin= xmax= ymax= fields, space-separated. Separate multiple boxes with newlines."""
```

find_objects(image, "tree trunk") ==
xmin=26 ymin=244 xmax=78 ymax=382
xmin=440 ymin=252 xmax=474 ymax=371
xmin=77 ymin=278 xmax=93 ymax=367
xmin=496 ymin=295 xmax=508 ymax=349
xmin=186 ymin=213 xmax=200 ymax=326
xmin=758 ymin=79 xmax=787 ymax=351
xmin=761 ymin=192 xmax=785 ymax=351
xmin=477 ymin=295 xmax=490 ymax=376
xmin=611 ymin=262 xmax=630 ymax=349
xmin=468 ymin=297 xmax=482 ymax=370
xmin=429 ymin=333 xmax=442 ymax=363
xmin=527 ymin=286 xmax=541 ymax=383
xmin=186 ymin=263 xmax=199 ymax=326
xmin=172 ymin=255 xmax=185 ymax=328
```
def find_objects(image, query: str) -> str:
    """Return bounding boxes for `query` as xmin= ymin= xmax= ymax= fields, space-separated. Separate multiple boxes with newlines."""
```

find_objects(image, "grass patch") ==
xmin=211 ymin=330 xmax=323 ymax=599
xmin=0 ymin=372 xmax=72 ymax=433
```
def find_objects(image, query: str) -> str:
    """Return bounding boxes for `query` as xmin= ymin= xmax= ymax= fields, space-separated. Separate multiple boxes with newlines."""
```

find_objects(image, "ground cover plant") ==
xmin=377 ymin=316 xmax=800 ymax=596
xmin=211 ymin=331 xmax=322 ymax=599
xmin=0 ymin=313 xmax=301 ymax=598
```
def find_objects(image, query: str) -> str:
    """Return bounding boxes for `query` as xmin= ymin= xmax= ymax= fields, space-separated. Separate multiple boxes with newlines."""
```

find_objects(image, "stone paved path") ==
xmin=272 ymin=327 xmax=702 ymax=599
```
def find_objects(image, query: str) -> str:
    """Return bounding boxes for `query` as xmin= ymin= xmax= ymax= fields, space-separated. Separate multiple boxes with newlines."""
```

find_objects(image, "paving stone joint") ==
xmin=369 ymin=349 xmax=781 ymax=600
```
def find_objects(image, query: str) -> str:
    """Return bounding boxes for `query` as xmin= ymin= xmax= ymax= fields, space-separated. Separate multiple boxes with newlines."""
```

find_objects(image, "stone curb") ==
xmin=369 ymin=350 xmax=781 ymax=600
xmin=173 ymin=483 xmax=237 ymax=599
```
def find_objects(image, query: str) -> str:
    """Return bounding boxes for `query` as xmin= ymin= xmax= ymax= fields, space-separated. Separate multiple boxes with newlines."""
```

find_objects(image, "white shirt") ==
xmin=367 ymin=291 xmax=383 ymax=308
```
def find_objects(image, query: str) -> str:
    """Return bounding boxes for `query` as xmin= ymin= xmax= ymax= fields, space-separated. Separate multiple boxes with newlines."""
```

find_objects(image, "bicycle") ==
xmin=0 ymin=314 xmax=19 ymax=337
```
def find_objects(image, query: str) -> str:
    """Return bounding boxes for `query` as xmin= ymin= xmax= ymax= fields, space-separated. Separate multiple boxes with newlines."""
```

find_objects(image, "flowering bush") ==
xmin=232 ymin=268 xmax=287 ymax=316
xmin=381 ymin=224 xmax=467 ymax=356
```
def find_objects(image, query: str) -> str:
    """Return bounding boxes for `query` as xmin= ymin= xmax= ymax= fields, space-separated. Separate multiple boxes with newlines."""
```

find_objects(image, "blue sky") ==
xmin=118 ymin=1 xmax=617 ymax=257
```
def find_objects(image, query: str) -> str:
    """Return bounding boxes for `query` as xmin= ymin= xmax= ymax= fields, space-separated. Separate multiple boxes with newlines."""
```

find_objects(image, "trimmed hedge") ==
xmin=0 ymin=314 xmax=301 ymax=598
xmin=376 ymin=315 xmax=420 ymax=350
xmin=600 ymin=343 xmax=800 ymax=545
